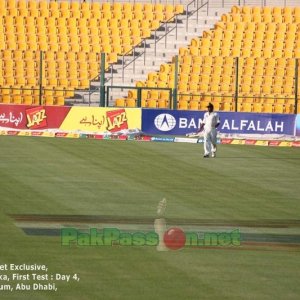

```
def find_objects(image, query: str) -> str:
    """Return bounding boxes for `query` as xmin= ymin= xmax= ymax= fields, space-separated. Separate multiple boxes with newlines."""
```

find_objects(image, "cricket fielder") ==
xmin=198 ymin=103 xmax=220 ymax=158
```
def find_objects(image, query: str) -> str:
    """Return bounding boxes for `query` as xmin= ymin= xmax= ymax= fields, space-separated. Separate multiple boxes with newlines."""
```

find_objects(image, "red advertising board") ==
xmin=0 ymin=104 xmax=71 ymax=130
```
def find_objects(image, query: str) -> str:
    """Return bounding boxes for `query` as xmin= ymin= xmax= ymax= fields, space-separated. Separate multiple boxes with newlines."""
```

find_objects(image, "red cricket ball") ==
xmin=163 ymin=227 xmax=186 ymax=250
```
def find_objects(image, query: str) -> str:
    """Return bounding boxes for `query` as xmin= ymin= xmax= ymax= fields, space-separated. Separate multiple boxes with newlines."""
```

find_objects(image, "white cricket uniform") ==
xmin=202 ymin=112 xmax=220 ymax=156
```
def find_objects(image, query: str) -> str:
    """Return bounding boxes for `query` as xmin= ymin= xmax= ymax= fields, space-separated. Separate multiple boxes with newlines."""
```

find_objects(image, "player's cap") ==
xmin=207 ymin=102 xmax=214 ymax=108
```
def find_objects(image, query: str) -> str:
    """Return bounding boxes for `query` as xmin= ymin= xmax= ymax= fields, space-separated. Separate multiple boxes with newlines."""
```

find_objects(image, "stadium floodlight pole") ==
xmin=39 ymin=51 xmax=43 ymax=105
xmin=100 ymin=52 xmax=105 ymax=107
xmin=173 ymin=55 xmax=178 ymax=110
xmin=234 ymin=57 xmax=239 ymax=112
xmin=295 ymin=58 xmax=298 ymax=114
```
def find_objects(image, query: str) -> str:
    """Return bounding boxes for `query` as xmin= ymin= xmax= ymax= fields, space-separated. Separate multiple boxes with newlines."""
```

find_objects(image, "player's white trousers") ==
xmin=204 ymin=129 xmax=217 ymax=155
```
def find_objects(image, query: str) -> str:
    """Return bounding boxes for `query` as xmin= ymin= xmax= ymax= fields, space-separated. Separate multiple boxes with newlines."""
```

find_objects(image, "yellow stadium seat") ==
xmin=273 ymin=103 xmax=284 ymax=114
xmin=102 ymin=8 xmax=112 ymax=19
xmin=139 ymin=99 xmax=146 ymax=107
xmin=54 ymin=95 xmax=64 ymax=106
xmin=38 ymin=0 xmax=49 ymax=17
xmin=21 ymin=85 xmax=32 ymax=97
xmin=44 ymin=95 xmax=53 ymax=105
xmin=198 ymin=100 xmax=209 ymax=110
xmin=89 ymin=2 xmax=100 ymax=18
xmin=7 ymin=5 xmax=18 ymax=16
xmin=133 ymin=3 xmax=143 ymax=15
xmin=28 ymin=1 xmax=38 ymax=17
xmin=144 ymin=3 xmax=153 ymax=15
xmin=1 ymin=94 xmax=12 ymax=104
xmin=284 ymin=104 xmax=294 ymax=114
xmin=48 ymin=0 xmax=59 ymax=17
xmin=31 ymin=94 xmax=39 ymax=105
xmin=80 ymin=1 xmax=91 ymax=18
xmin=189 ymin=100 xmax=199 ymax=110
xmin=13 ymin=50 xmax=23 ymax=61
xmin=241 ymin=102 xmax=252 ymax=112
xmin=26 ymin=77 xmax=37 ymax=86
xmin=147 ymin=90 xmax=159 ymax=101
xmin=202 ymin=94 xmax=214 ymax=103
xmin=294 ymin=7 xmax=300 ymax=22
xmin=115 ymin=98 xmax=126 ymax=107
xmin=0 ymin=0 xmax=6 ymax=15
xmin=156 ymin=99 xmax=167 ymax=108
xmin=252 ymin=103 xmax=263 ymax=113
xmin=123 ymin=3 xmax=133 ymax=16
xmin=69 ymin=1 xmax=80 ymax=18
xmin=146 ymin=99 xmax=156 ymax=108
xmin=59 ymin=4 xmax=69 ymax=18
xmin=154 ymin=3 xmax=164 ymax=15
xmin=273 ymin=14 xmax=283 ymax=23
xmin=180 ymin=94 xmax=191 ymax=102
xmin=126 ymin=98 xmax=136 ymax=107
xmin=12 ymin=94 xmax=22 ymax=104
xmin=175 ymin=4 xmax=184 ymax=15
xmin=221 ymin=101 xmax=232 ymax=112
xmin=1 ymin=84 xmax=11 ymax=95
xmin=22 ymin=95 xmax=33 ymax=105
xmin=262 ymin=103 xmax=273 ymax=113
xmin=178 ymin=100 xmax=188 ymax=110
xmin=113 ymin=2 xmax=123 ymax=13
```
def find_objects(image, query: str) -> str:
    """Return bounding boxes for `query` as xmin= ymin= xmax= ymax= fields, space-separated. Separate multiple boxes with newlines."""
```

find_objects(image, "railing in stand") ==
xmin=154 ymin=14 xmax=179 ymax=56
xmin=121 ymin=39 xmax=147 ymax=83
xmin=87 ymin=88 xmax=97 ymax=107
xmin=119 ymin=13 xmax=180 ymax=83
xmin=186 ymin=0 xmax=209 ymax=31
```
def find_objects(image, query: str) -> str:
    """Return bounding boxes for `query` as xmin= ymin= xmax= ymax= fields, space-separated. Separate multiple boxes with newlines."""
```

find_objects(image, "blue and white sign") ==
xmin=142 ymin=109 xmax=296 ymax=136
xmin=154 ymin=113 xmax=177 ymax=131
xmin=296 ymin=114 xmax=300 ymax=136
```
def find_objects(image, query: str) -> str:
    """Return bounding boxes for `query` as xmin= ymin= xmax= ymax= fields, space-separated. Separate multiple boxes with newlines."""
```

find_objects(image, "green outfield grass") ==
xmin=0 ymin=136 xmax=300 ymax=300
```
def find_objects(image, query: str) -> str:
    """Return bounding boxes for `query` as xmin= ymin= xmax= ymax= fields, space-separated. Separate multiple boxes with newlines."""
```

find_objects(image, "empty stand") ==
xmin=0 ymin=1 xmax=182 ymax=105
xmin=120 ymin=5 xmax=299 ymax=113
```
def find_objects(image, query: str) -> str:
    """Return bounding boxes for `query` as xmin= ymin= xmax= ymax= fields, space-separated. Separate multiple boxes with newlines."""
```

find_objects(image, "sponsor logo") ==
xmin=26 ymin=107 xmax=47 ymax=129
xmin=133 ymin=135 xmax=152 ymax=141
xmin=31 ymin=132 xmax=44 ymax=136
xmin=55 ymin=132 xmax=68 ymax=138
xmin=292 ymin=141 xmax=300 ymax=147
xmin=154 ymin=114 xmax=176 ymax=131
xmin=0 ymin=112 xmax=23 ymax=127
xmin=151 ymin=137 xmax=174 ymax=142
xmin=278 ymin=141 xmax=292 ymax=147
xmin=221 ymin=138 xmax=233 ymax=144
xmin=231 ymin=139 xmax=245 ymax=145
xmin=7 ymin=131 xmax=19 ymax=136
xmin=254 ymin=140 xmax=268 ymax=146
xmin=178 ymin=118 xmax=284 ymax=132
xmin=222 ymin=119 xmax=284 ymax=132
xmin=269 ymin=141 xmax=281 ymax=146
xmin=106 ymin=109 xmax=128 ymax=132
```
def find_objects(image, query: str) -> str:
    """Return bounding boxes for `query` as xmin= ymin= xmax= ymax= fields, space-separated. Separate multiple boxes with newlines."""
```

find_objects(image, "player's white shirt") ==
xmin=202 ymin=112 xmax=220 ymax=132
